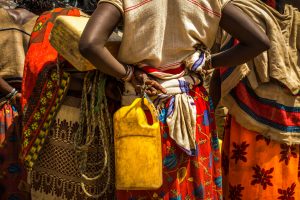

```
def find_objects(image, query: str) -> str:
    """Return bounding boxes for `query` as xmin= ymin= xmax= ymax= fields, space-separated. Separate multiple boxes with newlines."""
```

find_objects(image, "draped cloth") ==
xmin=0 ymin=8 xmax=36 ymax=81
xmin=0 ymin=8 xmax=36 ymax=200
xmin=120 ymin=50 xmax=222 ymax=200
xmin=220 ymin=1 xmax=300 ymax=144
xmin=21 ymin=8 xmax=81 ymax=169
xmin=123 ymin=50 xmax=210 ymax=155
xmin=120 ymin=84 xmax=222 ymax=200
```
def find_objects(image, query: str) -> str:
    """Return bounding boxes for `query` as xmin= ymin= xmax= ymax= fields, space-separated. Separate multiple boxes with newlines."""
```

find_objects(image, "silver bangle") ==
xmin=121 ymin=65 xmax=134 ymax=82
xmin=5 ymin=88 xmax=16 ymax=100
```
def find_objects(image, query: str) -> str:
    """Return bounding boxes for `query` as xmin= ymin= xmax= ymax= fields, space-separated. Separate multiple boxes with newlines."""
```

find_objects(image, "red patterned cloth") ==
xmin=0 ymin=103 xmax=28 ymax=200
xmin=117 ymin=86 xmax=222 ymax=200
xmin=20 ymin=8 xmax=80 ymax=168
xmin=21 ymin=8 xmax=80 ymax=110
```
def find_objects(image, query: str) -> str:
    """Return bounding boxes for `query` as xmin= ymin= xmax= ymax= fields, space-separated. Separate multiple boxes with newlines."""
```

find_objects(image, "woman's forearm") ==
xmin=79 ymin=3 xmax=125 ymax=79
xmin=0 ymin=78 xmax=14 ymax=95
xmin=80 ymin=43 xmax=126 ymax=79
xmin=211 ymin=42 xmax=265 ymax=68
xmin=214 ymin=3 xmax=270 ymax=68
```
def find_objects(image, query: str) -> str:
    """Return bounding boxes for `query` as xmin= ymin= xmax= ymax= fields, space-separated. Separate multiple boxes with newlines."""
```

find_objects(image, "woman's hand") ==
xmin=130 ymin=68 xmax=167 ymax=96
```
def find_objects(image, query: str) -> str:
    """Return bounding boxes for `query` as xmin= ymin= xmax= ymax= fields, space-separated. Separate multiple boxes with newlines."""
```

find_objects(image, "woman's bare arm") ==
xmin=79 ymin=3 xmax=125 ymax=79
xmin=79 ymin=3 xmax=166 ymax=95
xmin=211 ymin=3 xmax=270 ymax=68
xmin=0 ymin=78 xmax=14 ymax=94
xmin=0 ymin=78 xmax=21 ymax=101
xmin=79 ymin=2 xmax=269 ymax=95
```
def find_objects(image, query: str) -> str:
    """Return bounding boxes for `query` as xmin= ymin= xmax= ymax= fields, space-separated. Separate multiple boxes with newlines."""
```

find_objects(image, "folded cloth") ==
xmin=221 ymin=0 xmax=300 ymax=95
xmin=220 ymin=1 xmax=300 ymax=145
xmin=122 ymin=50 xmax=206 ymax=156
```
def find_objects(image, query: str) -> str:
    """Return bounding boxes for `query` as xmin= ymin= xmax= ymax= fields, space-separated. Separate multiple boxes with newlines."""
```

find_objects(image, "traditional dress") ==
xmin=99 ymin=0 xmax=230 ymax=199
xmin=0 ymin=8 xmax=37 ymax=200
xmin=21 ymin=8 xmax=115 ymax=200
xmin=220 ymin=0 xmax=300 ymax=199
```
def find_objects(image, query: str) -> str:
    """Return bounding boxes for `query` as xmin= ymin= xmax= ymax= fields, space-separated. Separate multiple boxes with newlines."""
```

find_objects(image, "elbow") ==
xmin=79 ymin=37 xmax=93 ymax=58
xmin=256 ymin=34 xmax=270 ymax=52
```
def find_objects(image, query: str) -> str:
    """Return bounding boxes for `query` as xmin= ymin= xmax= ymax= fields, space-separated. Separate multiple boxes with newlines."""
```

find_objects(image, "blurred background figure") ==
xmin=0 ymin=0 xmax=37 ymax=199
xmin=19 ymin=1 xmax=117 ymax=199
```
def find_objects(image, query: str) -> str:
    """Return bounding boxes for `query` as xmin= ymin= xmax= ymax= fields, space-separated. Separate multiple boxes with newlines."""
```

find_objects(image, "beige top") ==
xmin=99 ymin=0 xmax=230 ymax=69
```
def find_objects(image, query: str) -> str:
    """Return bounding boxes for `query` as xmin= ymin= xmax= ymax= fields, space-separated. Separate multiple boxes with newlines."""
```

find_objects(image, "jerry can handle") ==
xmin=140 ymin=77 xmax=159 ymax=124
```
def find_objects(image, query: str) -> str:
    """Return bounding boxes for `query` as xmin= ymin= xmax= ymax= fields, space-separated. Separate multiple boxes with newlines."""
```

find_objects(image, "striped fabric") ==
xmin=138 ymin=50 xmax=207 ymax=80
xmin=220 ymin=37 xmax=300 ymax=144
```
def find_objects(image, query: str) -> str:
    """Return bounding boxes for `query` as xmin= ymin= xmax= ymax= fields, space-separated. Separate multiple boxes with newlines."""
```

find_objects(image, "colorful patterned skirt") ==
xmin=0 ymin=102 xmax=28 ymax=200
xmin=117 ymin=86 xmax=222 ymax=200
xmin=30 ymin=95 xmax=115 ymax=200
xmin=222 ymin=117 xmax=300 ymax=200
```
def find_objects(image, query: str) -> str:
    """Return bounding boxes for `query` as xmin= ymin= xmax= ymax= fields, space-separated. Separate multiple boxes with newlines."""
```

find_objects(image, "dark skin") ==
xmin=210 ymin=0 xmax=290 ymax=107
xmin=79 ymin=2 xmax=270 ymax=96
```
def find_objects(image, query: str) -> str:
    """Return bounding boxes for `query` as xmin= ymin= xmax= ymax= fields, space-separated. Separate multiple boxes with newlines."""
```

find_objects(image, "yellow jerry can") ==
xmin=114 ymin=98 xmax=162 ymax=190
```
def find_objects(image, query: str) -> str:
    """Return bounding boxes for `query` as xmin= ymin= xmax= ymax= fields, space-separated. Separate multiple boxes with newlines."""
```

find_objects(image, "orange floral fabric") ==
xmin=222 ymin=117 xmax=300 ymax=200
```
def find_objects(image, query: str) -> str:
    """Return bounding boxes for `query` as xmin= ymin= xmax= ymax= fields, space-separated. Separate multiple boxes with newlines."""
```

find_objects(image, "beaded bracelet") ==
xmin=0 ymin=88 xmax=18 ymax=106
xmin=5 ymin=88 xmax=16 ymax=100
xmin=7 ymin=89 xmax=18 ymax=104
xmin=9 ymin=90 xmax=18 ymax=102
xmin=121 ymin=65 xmax=134 ymax=82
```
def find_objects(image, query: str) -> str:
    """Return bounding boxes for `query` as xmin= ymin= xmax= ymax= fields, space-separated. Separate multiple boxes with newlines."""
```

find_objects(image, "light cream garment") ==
xmin=99 ymin=0 xmax=230 ymax=69
xmin=166 ymin=93 xmax=197 ymax=154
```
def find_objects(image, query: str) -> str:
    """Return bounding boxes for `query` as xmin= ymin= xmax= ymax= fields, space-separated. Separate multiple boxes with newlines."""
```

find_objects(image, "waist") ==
xmin=137 ymin=63 xmax=186 ymax=80
xmin=122 ymin=73 xmax=202 ymax=106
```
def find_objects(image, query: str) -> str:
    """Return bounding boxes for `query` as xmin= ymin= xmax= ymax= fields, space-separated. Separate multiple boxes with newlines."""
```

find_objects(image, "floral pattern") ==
xmin=22 ymin=69 xmax=70 ymax=168
xmin=279 ymin=144 xmax=298 ymax=165
xmin=251 ymin=165 xmax=274 ymax=190
xmin=228 ymin=184 xmax=244 ymax=200
xmin=256 ymin=134 xmax=271 ymax=145
xmin=117 ymin=86 xmax=222 ymax=199
xmin=222 ymin=117 xmax=300 ymax=199
xmin=278 ymin=183 xmax=296 ymax=200
xmin=0 ymin=104 xmax=27 ymax=199
xmin=231 ymin=141 xmax=249 ymax=164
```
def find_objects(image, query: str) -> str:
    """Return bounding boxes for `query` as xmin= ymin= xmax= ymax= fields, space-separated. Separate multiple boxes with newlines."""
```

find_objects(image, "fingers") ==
xmin=132 ymin=78 xmax=167 ymax=96
xmin=145 ymin=86 xmax=158 ymax=96
xmin=145 ymin=79 xmax=167 ymax=94
xmin=134 ymin=83 xmax=166 ymax=96
xmin=134 ymin=84 xmax=157 ymax=96
xmin=134 ymin=85 xmax=143 ymax=94
xmin=131 ymin=68 xmax=167 ymax=96
xmin=202 ymin=69 xmax=214 ymax=75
